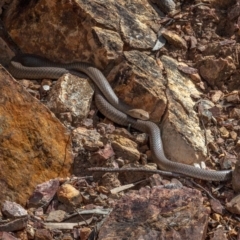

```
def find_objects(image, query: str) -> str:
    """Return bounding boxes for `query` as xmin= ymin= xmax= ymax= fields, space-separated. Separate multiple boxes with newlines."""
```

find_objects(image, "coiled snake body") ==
xmin=8 ymin=54 xmax=232 ymax=181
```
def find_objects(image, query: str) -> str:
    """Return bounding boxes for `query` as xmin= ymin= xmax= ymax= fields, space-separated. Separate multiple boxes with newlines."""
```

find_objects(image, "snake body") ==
xmin=8 ymin=55 xmax=232 ymax=181
xmin=10 ymin=55 xmax=149 ymax=120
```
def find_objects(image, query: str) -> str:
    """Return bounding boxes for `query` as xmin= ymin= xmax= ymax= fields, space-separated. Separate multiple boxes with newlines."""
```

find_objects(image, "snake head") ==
xmin=127 ymin=109 xmax=150 ymax=120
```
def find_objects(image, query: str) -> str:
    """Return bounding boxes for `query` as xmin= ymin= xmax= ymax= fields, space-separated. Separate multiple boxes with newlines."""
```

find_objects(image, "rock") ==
xmin=28 ymin=179 xmax=60 ymax=208
xmin=57 ymin=184 xmax=82 ymax=207
xmin=98 ymin=185 xmax=209 ymax=239
xmin=112 ymin=128 xmax=134 ymax=141
xmin=0 ymin=217 xmax=28 ymax=232
xmin=134 ymin=133 xmax=148 ymax=145
xmin=210 ymin=90 xmax=223 ymax=103
xmin=97 ymin=123 xmax=115 ymax=135
xmin=34 ymin=229 xmax=52 ymax=240
xmin=190 ymin=73 xmax=201 ymax=83
xmin=110 ymin=135 xmax=140 ymax=162
xmin=2 ymin=201 xmax=28 ymax=218
xmin=229 ymin=108 xmax=240 ymax=119
xmin=219 ymin=126 xmax=229 ymax=138
xmin=79 ymin=227 xmax=91 ymax=240
xmin=198 ymin=57 xmax=236 ymax=87
xmin=108 ymin=50 xmax=166 ymax=122
xmin=154 ymin=0 xmax=176 ymax=14
xmin=226 ymin=194 xmax=240 ymax=214
xmin=4 ymin=1 xmax=168 ymax=123
xmin=46 ymin=210 xmax=66 ymax=223
xmin=0 ymin=37 xmax=15 ymax=66
xmin=0 ymin=232 xmax=19 ymax=240
xmin=161 ymin=29 xmax=188 ymax=49
xmin=4 ymin=0 xmax=157 ymax=66
xmin=210 ymin=199 xmax=225 ymax=215
xmin=90 ymin=144 xmax=115 ymax=164
xmin=100 ymin=172 xmax=121 ymax=189
xmin=211 ymin=227 xmax=227 ymax=240
xmin=26 ymin=224 xmax=35 ymax=239
xmin=160 ymin=56 xmax=213 ymax=165
xmin=81 ymin=118 xmax=93 ymax=128
xmin=45 ymin=73 xmax=94 ymax=125
xmin=61 ymin=233 xmax=74 ymax=240
xmin=211 ymin=213 xmax=221 ymax=222
xmin=72 ymin=127 xmax=103 ymax=152
xmin=230 ymin=131 xmax=237 ymax=140
xmin=195 ymin=99 xmax=215 ymax=124
xmin=0 ymin=68 xmax=72 ymax=206
xmin=224 ymin=91 xmax=240 ymax=103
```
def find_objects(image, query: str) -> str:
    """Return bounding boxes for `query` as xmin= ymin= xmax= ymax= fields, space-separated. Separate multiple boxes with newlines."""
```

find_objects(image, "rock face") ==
xmin=98 ymin=184 xmax=209 ymax=240
xmin=161 ymin=56 xmax=212 ymax=164
xmin=0 ymin=67 xmax=72 ymax=205
xmin=3 ymin=0 xmax=163 ymax=121
xmin=3 ymin=0 xmax=157 ymax=65
xmin=107 ymin=50 xmax=167 ymax=122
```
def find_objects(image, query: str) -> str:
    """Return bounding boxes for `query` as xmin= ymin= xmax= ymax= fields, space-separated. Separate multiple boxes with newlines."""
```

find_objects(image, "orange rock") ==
xmin=0 ymin=67 xmax=72 ymax=206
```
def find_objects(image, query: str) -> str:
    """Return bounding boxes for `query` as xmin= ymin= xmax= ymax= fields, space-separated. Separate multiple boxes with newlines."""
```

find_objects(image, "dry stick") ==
xmin=58 ymin=131 xmax=73 ymax=178
xmin=200 ymin=118 xmax=210 ymax=156
xmin=88 ymin=168 xmax=219 ymax=200
xmin=88 ymin=167 xmax=184 ymax=178
xmin=187 ymin=179 xmax=218 ymax=201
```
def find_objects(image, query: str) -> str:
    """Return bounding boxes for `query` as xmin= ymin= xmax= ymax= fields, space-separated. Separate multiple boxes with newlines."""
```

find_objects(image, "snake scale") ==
xmin=8 ymin=54 xmax=232 ymax=181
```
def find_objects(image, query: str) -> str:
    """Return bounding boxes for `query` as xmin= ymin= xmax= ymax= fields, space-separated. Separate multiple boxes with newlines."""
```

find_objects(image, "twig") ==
xmin=200 ymin=118 xmax=209 ymax=156
xmin=187 ymin=179 xmax=217 ymax=200
xmin=63 ymin=208 xmax=112 ymax=221
xmin=44 ymin=217 xmax=93 ymax=230
xmin=110 ymin=179 xmax=147 ymax=194
xmin=88 ymin=167 xmax=184 ymax=178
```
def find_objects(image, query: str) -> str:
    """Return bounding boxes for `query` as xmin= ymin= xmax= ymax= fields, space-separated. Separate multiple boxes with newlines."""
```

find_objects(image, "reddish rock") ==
xmin=91 ymin=144 xmax=115 ymax=163
xmin=34 ymin=229 xmax=52 ymax=240
xmin=98 ymin=185 xmax=209 ymax=239
xmin=0 ymin=232 xmax=19 ymax=240
xmin=28 ymin=179 xmax=60 ymax=208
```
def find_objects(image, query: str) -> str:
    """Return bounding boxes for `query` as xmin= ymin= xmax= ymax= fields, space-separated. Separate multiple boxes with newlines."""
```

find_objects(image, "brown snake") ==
xmin=8 ymin=54 xmax=232 ymax=181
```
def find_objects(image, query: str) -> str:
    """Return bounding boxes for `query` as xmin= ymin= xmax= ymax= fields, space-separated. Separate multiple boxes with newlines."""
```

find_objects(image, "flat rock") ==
xmin=2 ymin=201 xmax=28 ymax=218
xmin=110 ymin=134 xmax=140 ymax=162
xmin=161 ymin=56 xmax=213 ymax=165
xmin=0 ymin=67 xmax=72 ymax=205
xmin=46 ymin=210 xmax=66 ymax=223
xmin=98 ymin=185 xmax=209 ymax=239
